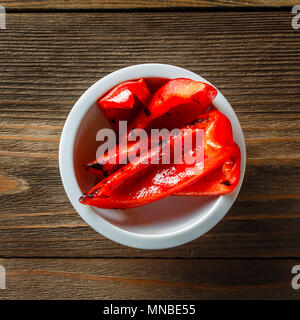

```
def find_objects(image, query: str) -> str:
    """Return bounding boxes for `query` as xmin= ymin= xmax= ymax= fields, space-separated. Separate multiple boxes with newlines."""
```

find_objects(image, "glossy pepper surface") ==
xmin=98 ymin=79 xmax=151 ymax=131
xmin=80 ymin=110 xmax=234 ymax=208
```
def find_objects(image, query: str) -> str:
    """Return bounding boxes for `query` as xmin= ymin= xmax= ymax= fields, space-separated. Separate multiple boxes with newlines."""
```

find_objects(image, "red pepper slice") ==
xmin=128 ymin=78 xmax=217 ymax=132
xmin=80 ymin=110 xmax=234 ymax=209
xmin=98 ymin=78 xmax=151 ymax=131
xmin=175 ymin=142 xmax=241 ymax=196
xmin=85 ymin=138 xmax=146 ymax=179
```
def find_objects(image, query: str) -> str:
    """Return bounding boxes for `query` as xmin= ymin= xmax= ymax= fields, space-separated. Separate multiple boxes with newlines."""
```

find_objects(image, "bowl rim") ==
xmin=59 ymin=63 xmax=246 ymax=250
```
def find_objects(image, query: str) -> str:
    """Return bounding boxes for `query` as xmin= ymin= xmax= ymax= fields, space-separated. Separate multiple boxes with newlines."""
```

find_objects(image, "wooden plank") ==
xmin=1 ymin=12 xmax=299 ymax=118
xmin=0 ymin=0 xmax=298 ymax=10
xmin=0 ymin=258 xmax=299 ymax=299
xmin=0 ymin=11 xmax=299 ymax=258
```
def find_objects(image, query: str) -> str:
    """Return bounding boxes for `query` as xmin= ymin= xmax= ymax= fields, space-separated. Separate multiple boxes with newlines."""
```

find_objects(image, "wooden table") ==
xmin=0 ymin=1 xmax=299 ymax=300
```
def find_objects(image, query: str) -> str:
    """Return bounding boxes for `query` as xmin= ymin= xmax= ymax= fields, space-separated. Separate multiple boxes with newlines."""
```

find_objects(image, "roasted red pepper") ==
xmin=86 ymin=142 xmax=240 ymax=196
xmin=127 ymin=78 xmax=218 ymax=133
xmin=98 ymin=78 xmax=151 ymax=131
xmin=85 ymin=138 xmax=147 ymax=178
xmin=176 ymin=142 xmax=241 ymax=196
xmin=80 ymin=110 xmax=234 ymax=209
xmin=86 ymin=78 xmax=218 ymax=177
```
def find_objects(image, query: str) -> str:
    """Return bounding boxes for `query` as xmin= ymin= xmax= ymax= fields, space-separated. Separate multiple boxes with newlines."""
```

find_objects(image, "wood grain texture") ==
xmin=0 ymin=0 xmax=298 ymax=10
xmin=0 ymin=173 xmax=28 ymax=196
xmin=0 ymin=11 xmax=299 ymax=260
xmin=0 ymin=258 xmax=299 ymax=299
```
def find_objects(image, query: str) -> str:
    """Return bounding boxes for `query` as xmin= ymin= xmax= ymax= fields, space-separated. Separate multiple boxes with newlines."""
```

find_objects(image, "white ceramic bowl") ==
xmin=59 ymin=63 xmax=246 ymax=250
